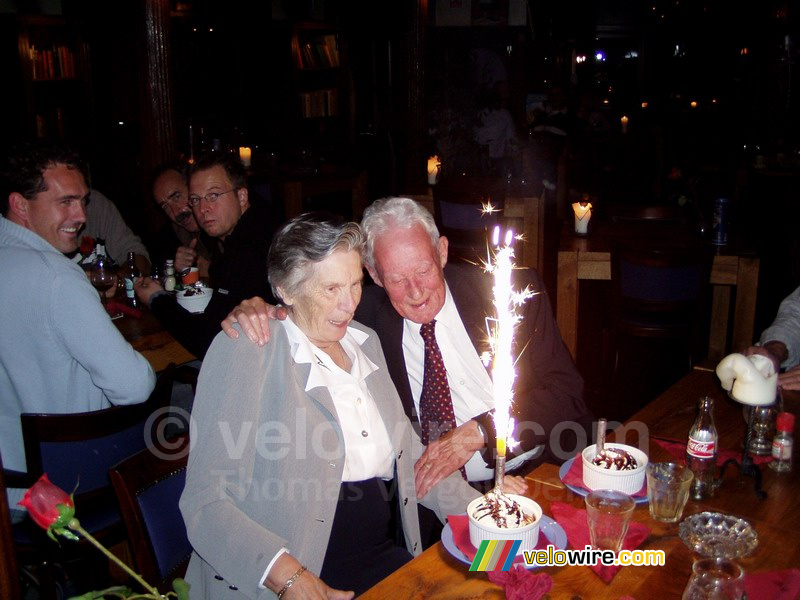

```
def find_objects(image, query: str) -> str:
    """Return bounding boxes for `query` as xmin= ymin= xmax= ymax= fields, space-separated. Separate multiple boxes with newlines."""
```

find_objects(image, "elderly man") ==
xmin=224 ymin=197 xmax=593 ymax=488
xmin=0 ymin=139 xmax=155 ymax=512
xmin=144 ymin=161 xmax=211 ymax=278
xmin=135 ymin=153 xmax=278 ymax=359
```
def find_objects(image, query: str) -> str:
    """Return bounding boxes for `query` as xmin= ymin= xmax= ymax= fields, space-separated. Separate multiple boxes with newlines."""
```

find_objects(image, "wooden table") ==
xmin=114 ymin=308 xmax=196 ymax=373
xmin=360 ymin=367 xmax=800 ymax=599
xmin=556 ymin=222 xmax=760 ymax=361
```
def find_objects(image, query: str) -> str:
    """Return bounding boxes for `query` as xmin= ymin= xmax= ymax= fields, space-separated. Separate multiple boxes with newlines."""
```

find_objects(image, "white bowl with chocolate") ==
xmin=581 ymin=443 xmax=648 ymax=495
xmin=467 ymin=492 xmax=542 ymax=554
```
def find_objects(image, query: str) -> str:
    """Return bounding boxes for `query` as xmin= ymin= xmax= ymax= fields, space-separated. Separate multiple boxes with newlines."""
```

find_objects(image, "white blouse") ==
xmin=282 ymin=317 xmax=395 ymax=481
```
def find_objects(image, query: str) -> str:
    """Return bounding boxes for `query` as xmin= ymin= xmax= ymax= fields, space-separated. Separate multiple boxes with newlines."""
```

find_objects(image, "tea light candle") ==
xmin=239 ymin=146 xmax=252 ymax=168
xmin=427 ymin=155 xmax=440 ymax=185
xmin=572 ymin=201 xmax=592 ymax=234
xmin=620 ymin=115 xmax=629 ymax=134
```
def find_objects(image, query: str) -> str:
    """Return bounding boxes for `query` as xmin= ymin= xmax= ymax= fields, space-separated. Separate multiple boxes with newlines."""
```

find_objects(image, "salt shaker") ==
xmin=769 ymin=412 xmax=795 ymax=473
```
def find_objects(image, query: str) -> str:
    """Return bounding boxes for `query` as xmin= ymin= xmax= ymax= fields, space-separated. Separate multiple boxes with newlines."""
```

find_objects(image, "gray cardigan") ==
xmin=180 ymin=319 xmax=479 ymax=599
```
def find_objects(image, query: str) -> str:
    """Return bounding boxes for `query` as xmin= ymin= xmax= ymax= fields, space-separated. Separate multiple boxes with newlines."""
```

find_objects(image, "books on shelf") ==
xmin=299 ymin=88 xmax=339 ymax=118
xmin=29 ymin=44 xmax=76 ymax=80
xmin=299 ymin=33 xmax=339 ymax=69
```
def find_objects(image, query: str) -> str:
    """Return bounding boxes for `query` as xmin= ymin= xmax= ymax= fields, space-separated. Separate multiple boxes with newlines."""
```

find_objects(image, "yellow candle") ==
xmin=239 ymin=146 xmax=252 ymax=168
xmin=572 ymin=201 xmax=593 ymax=234
xmin=620 ymin=115 xmax=629 ymax=134
xmin=427 ymin=155 xmax=440 ymax=185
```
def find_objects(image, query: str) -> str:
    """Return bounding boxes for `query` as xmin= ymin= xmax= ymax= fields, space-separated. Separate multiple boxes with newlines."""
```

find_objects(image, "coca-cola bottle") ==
xmin=686 ymin=396 xmax=718 ymax=500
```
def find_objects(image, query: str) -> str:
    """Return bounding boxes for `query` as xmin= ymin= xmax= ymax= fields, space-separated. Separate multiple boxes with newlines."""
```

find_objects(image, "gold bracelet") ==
xmin=277 ymin=565 xmax=306 ymax=600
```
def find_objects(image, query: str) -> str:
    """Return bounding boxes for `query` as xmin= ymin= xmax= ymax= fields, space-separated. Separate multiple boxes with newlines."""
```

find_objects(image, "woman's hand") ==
xmin=220 ymin=297 xmax=287 ymax=346
xmin=266 ymin=555 xmax=353 ymax=600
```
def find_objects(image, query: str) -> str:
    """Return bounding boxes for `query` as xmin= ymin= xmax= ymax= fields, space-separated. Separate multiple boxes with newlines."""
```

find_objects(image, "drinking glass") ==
xmin=585 ymin=489 xmax=636 ymax=552
xmin=646 ymin=462 xmax=694 ymax=522
xmin=90 ymin=257 xmax=115 ymax=308
xmin=682 ymin=557 xmax=745 ymax=599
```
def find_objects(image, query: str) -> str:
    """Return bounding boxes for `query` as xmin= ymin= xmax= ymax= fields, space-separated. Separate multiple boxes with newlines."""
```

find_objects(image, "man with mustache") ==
xmin=146 ymin=161 xmax=211 ymax=279
xmin=135 ymin=153 xmax=278 ymax=359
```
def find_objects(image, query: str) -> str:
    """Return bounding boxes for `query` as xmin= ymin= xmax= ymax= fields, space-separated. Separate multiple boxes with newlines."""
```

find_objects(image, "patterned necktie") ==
xmin=419 ymin=320 xmax=467 ymax=479
xmin=419 ymin=320 xmax=455 ymax=445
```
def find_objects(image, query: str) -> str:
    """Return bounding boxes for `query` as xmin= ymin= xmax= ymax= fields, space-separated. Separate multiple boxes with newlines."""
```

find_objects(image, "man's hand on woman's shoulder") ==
xmin=221 ymin=296 xmax=286 ymax=346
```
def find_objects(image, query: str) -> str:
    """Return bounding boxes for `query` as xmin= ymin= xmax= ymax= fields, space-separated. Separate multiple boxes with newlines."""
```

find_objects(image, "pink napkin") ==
xmin=550 ymin=501 xmax=651 ymax=583
xmin=563 ymin=456 xmax=647 ymax=498
xmin=651 ymin=437 xmax=772 ymax=466
xmin=486 ymin=565 xmax=553 ymax=600
xmin=448 ymin=513 xmax=552 ymax=568
xmin=106 ymin=300 xmax=142 ymax=319
xmin=744 ymin=568 xmax=800 ymax=599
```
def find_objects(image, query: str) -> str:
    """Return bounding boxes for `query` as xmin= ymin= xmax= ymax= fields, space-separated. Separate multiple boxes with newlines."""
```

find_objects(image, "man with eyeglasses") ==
xmin=145 ymin=161 xmax=211 ymax=279
xmin=135 ymin=154 xmax=279 ymax=359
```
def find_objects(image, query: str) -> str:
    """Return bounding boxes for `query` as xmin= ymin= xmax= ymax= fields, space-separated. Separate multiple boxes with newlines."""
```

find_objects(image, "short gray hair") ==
xmin=268 ymin=213 xmax=365 ymax=303
xmin=361 ymin=197 xmax=440 ymax=271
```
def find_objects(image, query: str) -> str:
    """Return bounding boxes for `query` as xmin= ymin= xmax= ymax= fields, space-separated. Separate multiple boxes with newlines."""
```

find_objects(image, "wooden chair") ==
xmin=109 ymin=434 xmax=191 ymax=593
xmin=8 ymin=363 xmax=176 ymax=599
xmin=606 ymin=243 xmax=713 ymax=382
xmin=0 ymin=452 xmax=21 ymax=600
xmin=432 ymin=175 xmax=506 ymax=263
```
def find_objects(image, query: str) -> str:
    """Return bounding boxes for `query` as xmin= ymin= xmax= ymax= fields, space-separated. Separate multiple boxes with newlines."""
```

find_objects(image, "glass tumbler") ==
xmin=682 ymin=557 xmax=745 ymax=600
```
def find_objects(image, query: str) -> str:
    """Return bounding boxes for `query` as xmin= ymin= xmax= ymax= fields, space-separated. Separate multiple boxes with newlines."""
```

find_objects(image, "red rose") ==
xmin=18 ymin=474 xmax=75 ymax=534
xmin=80 ymin=236 xmax=95 ymax=256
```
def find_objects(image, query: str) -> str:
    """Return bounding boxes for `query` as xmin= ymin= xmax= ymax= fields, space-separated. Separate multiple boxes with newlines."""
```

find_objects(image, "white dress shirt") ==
xmin=402 ymin=284 xmax=495 ymax=481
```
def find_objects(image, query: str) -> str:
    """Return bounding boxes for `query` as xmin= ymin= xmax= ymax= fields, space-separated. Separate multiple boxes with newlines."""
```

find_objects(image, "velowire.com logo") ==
xmin=469 ymin=540 xmax=521 ymax=571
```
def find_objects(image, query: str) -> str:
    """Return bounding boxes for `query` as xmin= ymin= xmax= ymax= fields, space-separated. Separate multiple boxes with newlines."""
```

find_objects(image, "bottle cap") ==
xmin=776 ymin=412 xmax=795 ymax=432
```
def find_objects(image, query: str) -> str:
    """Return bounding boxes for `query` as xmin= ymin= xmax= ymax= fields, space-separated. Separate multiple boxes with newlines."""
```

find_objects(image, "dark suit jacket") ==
xmin=356 ymin=262 xmax=593 ymax=470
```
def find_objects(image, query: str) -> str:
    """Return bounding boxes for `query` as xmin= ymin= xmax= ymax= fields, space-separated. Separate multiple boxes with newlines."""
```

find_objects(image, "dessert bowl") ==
xmin=582 ymin=443 xmax=648 ymax=494
xmin=679 ymin=511 xmax=758 ymax=559
xmin=467 ymin=493 xmax=542 ymax=554
xmin=176 ymin=285 xmax=213 ymax=314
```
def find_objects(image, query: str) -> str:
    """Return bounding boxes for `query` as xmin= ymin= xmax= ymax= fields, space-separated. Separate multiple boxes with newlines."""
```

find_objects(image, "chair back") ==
xmin=433 ymin=175 xmax=506 ymax=261
xmin=610 ymin=243 xmax=712 ymax=345
xmin=608 ymin=203 xmax=689 ymax=225
xmin=19 ymin=364 xmax=176 ymax=535
xmin=109 ymin=434 xmax=191 ymax=591
xmin=0 ymin=452 xmax=21 ymax=600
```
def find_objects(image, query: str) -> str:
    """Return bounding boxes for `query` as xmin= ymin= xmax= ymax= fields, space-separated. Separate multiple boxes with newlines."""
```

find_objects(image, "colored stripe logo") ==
xmin=469 ymin=539 xmax=521 ymax=571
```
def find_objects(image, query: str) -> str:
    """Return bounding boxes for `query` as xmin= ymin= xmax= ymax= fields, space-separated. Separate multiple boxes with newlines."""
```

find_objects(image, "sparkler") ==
xmin=485 ymin=224 xmax=534 ymax=492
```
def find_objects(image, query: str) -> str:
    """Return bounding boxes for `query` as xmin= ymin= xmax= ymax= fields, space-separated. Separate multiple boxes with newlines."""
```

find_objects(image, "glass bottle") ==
xmin=769 ymin=412 xmax=795 ymax=473
xmin=163 ymin=259 xmax=176 ymax=292
xmin=686 ymin=396 xmax=718 ymax=500
xmin=123 ymin=251 xmax=140 ymax=308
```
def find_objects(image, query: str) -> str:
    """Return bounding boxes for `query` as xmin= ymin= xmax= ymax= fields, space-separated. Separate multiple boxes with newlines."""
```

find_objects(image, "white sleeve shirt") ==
xmin=402 ymin=284 xmax=495 ymax=481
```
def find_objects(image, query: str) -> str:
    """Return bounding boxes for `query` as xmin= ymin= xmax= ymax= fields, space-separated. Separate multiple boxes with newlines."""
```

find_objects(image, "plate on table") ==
xmin=441 ymin=515 xmax=567 ymax=569
xmin=559 ymin=457 xmax=649 ymax=504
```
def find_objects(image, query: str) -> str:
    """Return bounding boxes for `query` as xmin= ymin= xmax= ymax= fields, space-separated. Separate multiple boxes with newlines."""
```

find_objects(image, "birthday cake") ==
xmin=581 ymin=443 xmax=648 ymax=494
xmin=467 ymin=492 xmax=542 ymax=553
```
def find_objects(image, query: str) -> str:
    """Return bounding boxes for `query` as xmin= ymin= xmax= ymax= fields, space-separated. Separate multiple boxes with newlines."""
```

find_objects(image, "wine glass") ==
xmin=90 ymin=257 xmax=116 ymax=309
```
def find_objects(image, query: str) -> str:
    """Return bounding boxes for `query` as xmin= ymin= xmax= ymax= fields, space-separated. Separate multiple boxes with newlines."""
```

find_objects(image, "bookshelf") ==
xmin=16 ymin=15 xmax=93 ymax=143
xmin=290 ymin=21 xmax=350 ymax=139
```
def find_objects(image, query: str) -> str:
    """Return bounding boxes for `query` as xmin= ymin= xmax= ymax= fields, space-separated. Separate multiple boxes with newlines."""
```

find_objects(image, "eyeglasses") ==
xmin=188 ymin=188 xmax=237 ymax=207
xmin=158 ymin=191 xmax=186 ymax=212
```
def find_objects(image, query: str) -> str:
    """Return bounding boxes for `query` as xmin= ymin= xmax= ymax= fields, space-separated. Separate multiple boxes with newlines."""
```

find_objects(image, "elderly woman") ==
xmin=180 ymin=213 xmax=482 ymax=599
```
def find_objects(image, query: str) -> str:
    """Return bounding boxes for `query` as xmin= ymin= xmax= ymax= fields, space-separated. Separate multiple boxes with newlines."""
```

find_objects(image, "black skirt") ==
xmin=319 ymin=478 xmax=413 ymax=596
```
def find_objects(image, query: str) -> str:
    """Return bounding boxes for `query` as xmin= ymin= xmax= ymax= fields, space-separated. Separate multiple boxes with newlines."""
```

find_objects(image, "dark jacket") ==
xmin=150 ymin=201 xmax=278 ymax=359
xmin=355 ymin=262 xmax=592 ymax=470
